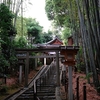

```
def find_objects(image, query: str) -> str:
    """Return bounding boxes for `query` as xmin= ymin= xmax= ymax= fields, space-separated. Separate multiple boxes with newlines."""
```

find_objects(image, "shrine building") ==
xmin=38 ymin=36 xmax=63 ymax=65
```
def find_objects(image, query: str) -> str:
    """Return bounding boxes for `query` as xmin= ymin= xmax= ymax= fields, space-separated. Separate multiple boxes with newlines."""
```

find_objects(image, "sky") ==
xmin=24 ymin=0 xmax=52 ymax=32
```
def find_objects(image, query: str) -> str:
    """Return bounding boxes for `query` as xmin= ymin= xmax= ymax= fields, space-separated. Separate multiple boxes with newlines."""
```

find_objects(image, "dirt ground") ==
xmin=5 ymin=66 xmax=41 ymax=86
xmin=1 ymin=67 xmax=100 ymax=100
xmin=73 ymin=72 xmax=100 ymax=100
xmin=0 ymin=66 xmax=41 ymax=100
xmin=60 ymin=71 xmax=100 ymax=100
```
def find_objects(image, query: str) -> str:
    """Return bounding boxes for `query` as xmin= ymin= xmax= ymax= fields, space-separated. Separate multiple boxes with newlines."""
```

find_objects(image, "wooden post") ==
xmin=68 ymin=66 xmax=73 ymax=100
xmin=35 ymin=58 xmax=37 ymax=69
xmin=4 ymin=76 xmax=6 ymax=84
xmin=56 ymin=51 xmax=60 ymax=87
xmin=33 ymin=80 xmax=37 ymax=100
xmin=83 ymin=83 xmax=86 ymax=100
xmin=44 ymin=57 xmax=46 ymax=66
xmin=19 ymin=65 xmax=22 ymax=83
xmin=25 ymin=52 xmax=29 ymax=87
xmin=76 ymin=77 xmax=79 ymax=100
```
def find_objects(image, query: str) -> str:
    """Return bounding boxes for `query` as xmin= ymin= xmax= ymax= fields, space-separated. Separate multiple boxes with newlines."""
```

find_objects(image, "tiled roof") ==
xmin=46 ymin=36 xmax=63 ymax=45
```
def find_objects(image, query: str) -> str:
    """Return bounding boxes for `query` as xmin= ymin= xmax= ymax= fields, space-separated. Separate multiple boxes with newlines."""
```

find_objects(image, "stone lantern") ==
xmin=60 ymin=35 xmax=78 ymax=66
xmin=18 ymin=57 xmax=25 ymax=84
xmin=60 ymin=36 xmax=79 ymax=100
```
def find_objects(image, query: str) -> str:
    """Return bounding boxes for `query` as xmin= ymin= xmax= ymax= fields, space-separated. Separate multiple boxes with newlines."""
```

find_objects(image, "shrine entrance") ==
xmin=16 ymin=36 xmax=79 ymax=100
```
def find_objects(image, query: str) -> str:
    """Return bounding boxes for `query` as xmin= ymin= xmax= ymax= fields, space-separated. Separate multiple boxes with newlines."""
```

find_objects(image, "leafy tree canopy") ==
xmin=0 ymin=3 xmax=16 ymax=37
xmin=25 ymin=18 xmax=43 ymax=43
xmin=16 ymin=17 xmax=27 ymax=37
xmin=0 ymin=3 xmax=17 ymax=72
xmin=42 ymin=30 xmax=53 ymax=43
xmin=14 ymin=36 xmax=28 ymax=48
xmin=61 ymin=27 xmax=72 ymax=45
xmin=45 ymin=0 xmax=68 ymax=27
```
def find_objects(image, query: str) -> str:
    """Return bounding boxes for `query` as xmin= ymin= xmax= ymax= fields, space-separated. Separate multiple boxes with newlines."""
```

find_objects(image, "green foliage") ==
xmin=61 ymin=27 xmax=72 ymax=45
xmin=25 ymin=18 xmax=43 ymax=43
xmin=45 ymin=0 xmax=55 ymax=20
xmin=0 ymin=85 xmax=8 ymax=95
xmin=76 ymin=46 xmax=85 ymax=71
xmin=85 ymin=72 xmax=92 ymax=80
xmin=45 ymin=0 xmax=100 ymax=92
xmin=77 ymin=61 xmax=85 ymax=72
xmin=0 ymin=3 xmax=16 ymax=66
xmin=9 ymin=55 xmax=18 ymax=65
xmin=0 ymin=54 xmax=9 ymax=72
xmin=37 ymin=61 xmax=42 ymax=66
xmin=45 ymin=0 xmax=79 ymax=42
xmin=79 ymin=72 xmax=92 ymax=83
xmin=16 ymin=17 xmax=27 ymax=36
xmin=45 ymin=0 xmax=68 ymax=26
xmin=0 ymin=3 xmax=16 ymax=36
xmin=78 ymin=46 xmax=83 ymax=55
xmin=15 ymin=17 xmax=54 ymax=45
xmin=42 ymin=30 xmax=53 ymax=43
xmin=15 ymin=36 xmax=28 ymax=48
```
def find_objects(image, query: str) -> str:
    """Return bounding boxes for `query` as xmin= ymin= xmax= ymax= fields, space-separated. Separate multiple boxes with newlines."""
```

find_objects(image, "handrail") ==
xmin=33 ymin=62 xmax=55 ymax=97
xmin=37 ymin=65 xmax=50 ymax=79
xmin=33 ymin=64 xmax=52 ymax=98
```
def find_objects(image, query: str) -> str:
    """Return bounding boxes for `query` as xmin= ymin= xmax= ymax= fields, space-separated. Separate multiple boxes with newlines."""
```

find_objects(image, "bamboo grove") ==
xmin=0 ymin=0 xmax=31 ymax=27
xmin=76 ymin=0 xmax=100 ymax=92
xmin=45 ymin=0 xmax=100 ymax=92
xmin=0 ymin=0 xmax=100 ymax=93
xmin=0 ymin=0 xmax=54 ymax=77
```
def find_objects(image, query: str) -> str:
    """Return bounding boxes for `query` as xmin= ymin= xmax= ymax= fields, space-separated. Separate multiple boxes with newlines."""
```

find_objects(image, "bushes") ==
xmin=37 ymin=61 xmax=42 ymax=66
xmin=0 ymin=85 xmax=8 ymax=95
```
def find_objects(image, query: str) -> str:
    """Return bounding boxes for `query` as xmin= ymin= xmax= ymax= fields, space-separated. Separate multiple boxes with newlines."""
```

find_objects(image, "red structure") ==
xmin=46 ymin=36 xmax=63 ymax=45
xmin=68 ymin=36 xmax=73 ymax=46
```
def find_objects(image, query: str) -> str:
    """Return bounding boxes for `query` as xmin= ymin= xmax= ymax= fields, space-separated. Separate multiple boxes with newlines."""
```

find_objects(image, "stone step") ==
xmin=37 ymin=90 xmax=55 ymax=93
xmin=39 ymin=95 xmax=56 ymax=99
xmin=24 ymin=90 xmax=33 ymax=94
xmin=37 ymin=92 xmax=55 ymax=96
xmin=16 ymin=96 xmax=34 ymax=100
xmin=37 ymin=84 xmax=55 ymax=87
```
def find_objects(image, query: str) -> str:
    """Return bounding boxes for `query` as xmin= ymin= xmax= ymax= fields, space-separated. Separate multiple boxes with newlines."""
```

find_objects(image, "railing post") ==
xmin=40 ymin=78 xmax=41 ymax=90
xmin=33 ymin=80 xmax=37 ymax=100
xmin=83 ymin=83 xmax=86 ymax=100
xmin=44 ymin=75 xmax=46 ymax=85
xmin=76 ymin=76 xmax=79 ymax=100
xmin=47 ymin=70 xmax=49 ymax=79
xmin=68 ymin=66 xmax=73 ymax=100
xmin=36 ymin=80 xmax=37 ymax=93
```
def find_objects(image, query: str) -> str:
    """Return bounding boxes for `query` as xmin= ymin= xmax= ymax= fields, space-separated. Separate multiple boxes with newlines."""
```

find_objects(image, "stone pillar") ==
xmin=68 ymin=66 xmax=73 ymax=100
xmin=25 ymin=52 xmax=29 ymax=87
xmin=44 ymin=57 xmax=46 ymax=66
xmin=19 ymin=65 xmax=22 ymax=83
xmin=56 ymin=51 xmax=60 ymax=86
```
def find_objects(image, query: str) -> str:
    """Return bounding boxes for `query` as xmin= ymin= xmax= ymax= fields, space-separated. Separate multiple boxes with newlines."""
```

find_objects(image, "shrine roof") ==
xmin=45 ymin=36 xmax=63 ymax=45
xmin=32 ymin=36 xmax=63 ymax=48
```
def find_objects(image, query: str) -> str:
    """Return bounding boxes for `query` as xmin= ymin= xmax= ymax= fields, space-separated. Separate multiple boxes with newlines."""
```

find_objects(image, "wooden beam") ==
xmin=17 ymin=55 xmax=64 ymax=59
xmin=15 ymin=46 xmax=79 ymax=52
